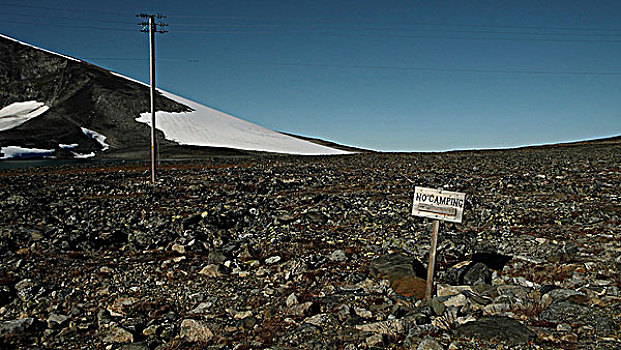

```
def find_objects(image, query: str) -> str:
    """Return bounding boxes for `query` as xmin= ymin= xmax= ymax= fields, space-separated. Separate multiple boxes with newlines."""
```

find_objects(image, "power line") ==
xmin=254 ymin=62 xmax=621 ymax=76
xmin=3 ymin=19 xmax=135 ymax=32
xmin=169 ymin=22 xmax=621 ymax=37
xmin=168 ymin=14 xmax=621 ymax=32
xmin=82 ymin=57 xmax=199 ymax=62
xmin=79 ymin=57 xmax=621 ymax=77
xmin=0 ymin=11 xmax=136 ymax=25
xmin=3 ymin=19 xmax=619 ymax=43
xmin=0 ymin=3 xmax=128 ymax=16
xmin=2 ymin=3 xmax=621 ymax=34
xmin=171 ymin=28 xmax=621 ymax=43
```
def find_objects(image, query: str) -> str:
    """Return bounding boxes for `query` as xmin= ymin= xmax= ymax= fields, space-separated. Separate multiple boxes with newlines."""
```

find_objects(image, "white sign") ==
xmin=412 ymin=186 xmax=466 ymax=223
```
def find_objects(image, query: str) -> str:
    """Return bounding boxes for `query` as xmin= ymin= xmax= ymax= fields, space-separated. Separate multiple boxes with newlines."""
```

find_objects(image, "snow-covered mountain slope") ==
xmin=0 ymin=33 xmax=353 ymax=158
xmin=115 ymin=73 xmax=350 ymax=155
xmin=136 ymin=90 xmax=349 ymax=155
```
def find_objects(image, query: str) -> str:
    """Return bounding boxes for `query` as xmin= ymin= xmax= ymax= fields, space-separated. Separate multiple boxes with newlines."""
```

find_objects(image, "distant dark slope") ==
xmin=496 ymin=135 xmax=621 ymax=151
xmin=547 ymin=135 xmax=621 ymax=147
xmin=281 ymin=132 xmax=373 ymax=153
xmin=0 ymin=35 xmax=188 ymax=156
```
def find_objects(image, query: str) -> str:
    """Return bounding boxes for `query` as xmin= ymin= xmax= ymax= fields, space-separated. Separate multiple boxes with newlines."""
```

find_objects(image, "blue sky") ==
xmin=1 ymin=0 xmax=620 ymax=151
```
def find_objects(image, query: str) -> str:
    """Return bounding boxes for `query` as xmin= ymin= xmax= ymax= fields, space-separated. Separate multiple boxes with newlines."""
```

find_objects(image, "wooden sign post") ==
xmin=412 ymin=186 xmax=466 ymax=299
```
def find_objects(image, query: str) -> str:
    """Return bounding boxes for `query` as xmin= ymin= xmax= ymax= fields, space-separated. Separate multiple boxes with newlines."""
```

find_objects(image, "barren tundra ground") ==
xmin=0 ymin=139 xmax=620 ymax=349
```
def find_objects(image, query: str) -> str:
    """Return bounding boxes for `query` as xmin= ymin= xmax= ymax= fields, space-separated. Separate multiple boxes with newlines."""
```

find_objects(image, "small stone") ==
xmin=436 ymin=285 xmax=474 ymax=297
xmin=557 ymin=323 xmax=572 ymax=332
xmin=142 ymin=324 xmax=160 ymax=337
xmin=330 ymin=249 xmax=347 ymax=262
xmin=286 ymin=293 xmax=298 ymax=308
xmin=172 ymin=243 xmax=185 ymax=254
xmin=366 ymin=333 xmax=384 ymax=347
xmin=288 ymin=301 xmax=315 ymax=317
xmin=304 ymin=313 xmax=333 ymax=327
xmin=355 ymin=319 xmax=409 ymax=337
xmin=179 ymin=319 xmax=213 ymax=343
xmin=443 ymin=294 xmax=467 ymax=308
xmin=354 ymin=306 xmax=373 ymax=319
xmin=238 ymin=316 xmax=257 ymax=330
xmin=107 ymin=297 xmax=138 ymax=317
xmin=233 ymin=310 xmax=253 ymax=320
xmin=483 ymin=303 xmax=512 ymax=315
xmin=429 ymin=298 xmax=446 ymax=316
xmin=102 ymin=325 xmax=134 ymax=343
xmin=199 ymin=264 xmax=226 ymax=278
xmin=417 ymin=337 xmax=444 ymax=350
xmin=47 ymin=313 xmax=70 ymax=328
xmin=265 ymin=256 xmax=281 ymax=265
xmin=119 ymin=343 xmax=150 ymax=350
xmin=463 ymin=262 xmax=491 ymax=285
xmin=255 ymin=267 xmax=269 ymax=277
xmin=189 ymin=301 xmax=213 ymax=314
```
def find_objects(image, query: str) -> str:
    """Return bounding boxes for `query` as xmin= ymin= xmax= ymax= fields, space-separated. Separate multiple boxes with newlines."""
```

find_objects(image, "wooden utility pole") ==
xmin=148 ymin=15 xmax=156 ymax=184
xmin=138 ymin=13 xmax=168 ymax=184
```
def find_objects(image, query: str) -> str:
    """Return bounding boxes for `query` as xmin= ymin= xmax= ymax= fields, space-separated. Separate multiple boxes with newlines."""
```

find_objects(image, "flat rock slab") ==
xmin=0 ymin=318 xmax=44 ymax=338
xmin=540 ymin=300 xmax=618 ymax=336
xmin=369 ymin=253 xmax=427 ymax=298
xmin=455 ymin=316 xmax=537 ymax=346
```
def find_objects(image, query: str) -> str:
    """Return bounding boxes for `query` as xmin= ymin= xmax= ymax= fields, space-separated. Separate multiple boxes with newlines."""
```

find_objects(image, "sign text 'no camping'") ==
xmin=412 ymin=186 xmax=466 ymax=223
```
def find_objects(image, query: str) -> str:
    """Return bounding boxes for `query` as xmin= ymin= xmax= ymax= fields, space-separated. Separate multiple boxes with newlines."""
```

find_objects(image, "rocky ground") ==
xmin=0 ymin=140 xmax=620 ymax=349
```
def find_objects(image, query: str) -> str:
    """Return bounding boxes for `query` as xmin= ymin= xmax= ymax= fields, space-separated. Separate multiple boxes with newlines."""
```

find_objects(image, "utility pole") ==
xmin=137 ymin=13 xmax=168 ymax=184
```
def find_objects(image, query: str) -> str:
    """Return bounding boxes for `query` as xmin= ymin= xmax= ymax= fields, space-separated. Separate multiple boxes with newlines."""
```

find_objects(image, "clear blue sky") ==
xmin=2 ymin=0 xmax=620 ymax=151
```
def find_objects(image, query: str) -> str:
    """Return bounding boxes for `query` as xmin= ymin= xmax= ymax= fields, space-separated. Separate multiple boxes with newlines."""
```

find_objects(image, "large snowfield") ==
xmin=112 ymin=73 xmax=350 ymax=156
xmin=135 ymin=90 xmax=351 ymax=155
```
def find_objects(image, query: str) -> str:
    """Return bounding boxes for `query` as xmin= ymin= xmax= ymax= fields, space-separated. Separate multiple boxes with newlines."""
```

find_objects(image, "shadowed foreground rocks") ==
xmin=0 ymin=140 xmax=620 ymax=349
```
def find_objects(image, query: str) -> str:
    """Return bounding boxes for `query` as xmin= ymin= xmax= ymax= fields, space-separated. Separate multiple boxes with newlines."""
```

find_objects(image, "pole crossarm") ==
xmin=136 ymin=13 xmax=168 ymax=34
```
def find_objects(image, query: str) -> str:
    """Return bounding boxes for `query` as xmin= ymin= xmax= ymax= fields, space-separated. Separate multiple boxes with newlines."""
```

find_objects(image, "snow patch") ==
xmin=71 ymin=151 xmax=95 ymax=159
xmin=0 ymin=146 xmax=55 ymax=159
xmin=59 ymin=143 xmax=79 ymax=150
xmin=0 ymin=101 xmax=49 ymax=131
xmin=81 ymin=127 xmax=109 ymax=151
xmin=135 ymin=90 xmax=350 ymax=155
xmin=0 ymin=34 xmax=80 ymax=62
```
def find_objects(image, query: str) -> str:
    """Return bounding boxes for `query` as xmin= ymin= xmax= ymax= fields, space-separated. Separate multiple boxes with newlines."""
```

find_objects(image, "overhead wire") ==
xmin=76 ymin=57 xmax=621 ymax=76
xmin=2 ymin=3 xmax=620 ymax=77
xmin=2 ymin=19 xmax=135 ymax=32
xmin=0 ymin=3 xmax=129 ymax=16
xmin=2 ymin=3 xmax=621 ymax=43
xmin=0 ymin=11 xmax=137 ymax=25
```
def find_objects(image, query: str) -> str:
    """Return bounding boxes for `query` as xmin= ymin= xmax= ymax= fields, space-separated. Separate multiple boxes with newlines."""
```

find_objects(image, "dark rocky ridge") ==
xmin=0 ymin=35 xmax=192 ymax=157
xmin=0 ymin=35 xmax=362 ymax=159
xmin=0 ymin=139 xmax=619 ymax=349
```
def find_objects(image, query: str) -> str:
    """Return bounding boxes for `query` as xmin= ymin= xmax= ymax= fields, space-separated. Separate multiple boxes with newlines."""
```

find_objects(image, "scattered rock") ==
xmin=455 ymin=316 xmax=536 ymax=346
xmin=1 ymin=143 xmax=618 ymax=349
